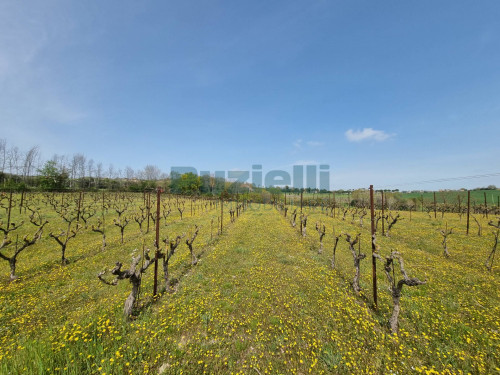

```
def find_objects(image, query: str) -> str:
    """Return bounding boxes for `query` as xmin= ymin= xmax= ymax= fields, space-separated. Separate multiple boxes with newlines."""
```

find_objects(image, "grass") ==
xmin=0 ymin=192 xmax=499 ymax=374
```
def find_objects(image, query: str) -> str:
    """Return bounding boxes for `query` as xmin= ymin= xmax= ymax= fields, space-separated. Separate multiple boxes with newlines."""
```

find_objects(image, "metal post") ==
xmin=370 ymin=185 xmax=377 ymax=309
xmin=466 ymin=190 xmax=470 ymax=235
xmin=220 ymin=197 xmax=223 ymax=234
xmin=484 ymin=192 xmax=488 ymax=219
xmin=77 ymin=191 xmax=83 ymax=223
xmin=381 ymin=191 xmax=385 ymax=235
xmin=433 ymin=192 xmax=437 ymax=219
xmin=7 ymin=190 xmax=13 ymax=228
xmin=146 ymin=191 xmax=151 ymax=234
xmin=153 ymin=188 xmax=162 ymax=296
xmin=300 ymin=190 xmax=303 ymax=234
xmin=19 ymin=189 xmax=24 ymax=214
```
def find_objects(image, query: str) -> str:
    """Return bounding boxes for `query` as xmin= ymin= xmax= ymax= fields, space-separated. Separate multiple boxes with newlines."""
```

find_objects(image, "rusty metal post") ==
xmin=466 ymin=190 xmax=470 ymax=235
xmin=370 ymin=185 xmax=378 ymax=309
xmin=153 ymin=188 xmax=162 ymax=296
xmin=77 ymin=191 xmax=83 ymax=223
xmin=381 ymin=191 xmax=385 ymax=234
xmin=433 ymin=192 xmax=437 ymax=219
xmin=7 ymin=190 xmax=13 ymax=228
xmin=146 ymin=191 xmax=151 ymax=234
xmin=300 ymin=190 xmax=303 ymax=234
xmin=484 ymin=192 xmax=488 ymax=219
xmin=19 ymin=189 xmax=24 ymax=214
xmin=220 ymin=197 xmax=223 ymax=234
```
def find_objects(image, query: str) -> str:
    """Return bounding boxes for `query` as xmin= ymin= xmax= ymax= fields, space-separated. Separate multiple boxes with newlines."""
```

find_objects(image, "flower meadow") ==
xmin=0 ymin=192 xmax=499 ymax=374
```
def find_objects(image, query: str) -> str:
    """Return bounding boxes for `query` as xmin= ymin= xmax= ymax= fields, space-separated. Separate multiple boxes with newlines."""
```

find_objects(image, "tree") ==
xmin=143 ymin=165 xmax=161 ymax=181
xmin=0 ymin=216 xmax=47 ymax=281
xmin=179 ymin=173 xmax=201 ymax=195
xmin=0 ymin=139 xmax=6 ymax=174
xmin=22 ymin=146 xmax=40 ymax=182
xmin=98 ymin=249 xmax=155 ymax=318
xmin=37 ymin=161 xmax=68 ymax=190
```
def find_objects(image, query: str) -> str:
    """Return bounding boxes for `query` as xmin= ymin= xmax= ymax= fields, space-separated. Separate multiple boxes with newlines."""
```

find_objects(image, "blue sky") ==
xmin=1 ymin=1 xmax=499 ymax=190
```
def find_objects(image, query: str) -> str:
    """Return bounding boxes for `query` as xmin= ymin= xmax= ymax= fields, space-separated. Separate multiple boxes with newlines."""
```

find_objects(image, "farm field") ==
xmin=0 ymin=192 xmax=499 ymax=374
xmin=284 ymin=189 xmax=500 ymax=207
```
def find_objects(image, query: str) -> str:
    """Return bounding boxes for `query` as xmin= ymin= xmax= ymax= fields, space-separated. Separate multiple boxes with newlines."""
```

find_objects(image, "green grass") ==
xmin=0 ymin=192 xmax=499 ymax=374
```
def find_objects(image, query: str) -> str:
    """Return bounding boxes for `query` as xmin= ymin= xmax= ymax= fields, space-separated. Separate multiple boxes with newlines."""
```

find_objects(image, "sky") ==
xmin=1 ymin=0 xmax=499 ymax=190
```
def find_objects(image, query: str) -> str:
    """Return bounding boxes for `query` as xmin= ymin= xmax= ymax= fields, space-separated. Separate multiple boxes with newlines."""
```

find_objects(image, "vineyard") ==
xmin=0 ymin=191 xmax=499 ymax=374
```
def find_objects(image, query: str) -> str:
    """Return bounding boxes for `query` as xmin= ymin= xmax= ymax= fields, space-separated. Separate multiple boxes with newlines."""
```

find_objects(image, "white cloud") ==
xmin=306 ymin=140 xmax=324 ymax=147
xmin=292 ymin=139 xmax=303 ymax=149
xmin=345 ymin=128 xmax=393 ymax=142
xmin=293 ymin=160 xmax=319 ymax=166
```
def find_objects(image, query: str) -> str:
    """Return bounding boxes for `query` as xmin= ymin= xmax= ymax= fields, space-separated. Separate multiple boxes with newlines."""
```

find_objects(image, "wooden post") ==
xmin=433 ymin=192 xmax=437 ymax=219
xmin=484 ymin=192 xmax=488 ymax=219
xmin=333 ymin=192 xmax=336 ymax=218
xmin=101 ymin=191 xmax=106 ymax=233
xmin=146 ymin=191 xmax=151 ymax=234
xmin=300 ymin=190 xmax=303 ymax=234
xmin=220 ymin=197 xmax=223 ymax=234
xmin=370 ymin=185 xmax=377 ymax=309
xmin=77 ymin=191 xmax=83 ymax=223
xmin=381 ymin=191 xmax=385 ymax=235
xmin=7 ymin=190 xmax=13 ymax=228
xmin=466 ymin=190 xmax=470 ymax=235
xmin=19 ymin=189 xmax=24 ymax=214
xmin=153 ymin=188 xmax=162 ymax=296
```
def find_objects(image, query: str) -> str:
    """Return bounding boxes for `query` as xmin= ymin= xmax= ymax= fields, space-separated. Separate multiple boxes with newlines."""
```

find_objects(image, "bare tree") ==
xmin=125 ymin=166 xmax=135 ymax=181
xmin=159 ymin=234 xmax=185 ymax=290
xmin=290 ymin=209 xmax=297 ymax=227
xmin=49 ymin=221 xmax=82 ymax=265
xmin=96 ymin=162 xmax=103 ymax=186
xmin=114 ymin=216 xmax=130 ymax=244
xmin=316 ymin=222 xmax=326 ymax=254
xmin=162 ymin=204 xmax=172 ymax=226
xmin=0 ymin=213 xmax=47 ymax=281
xmin=98 ymin=249 xmax=155 ymax=318
xmin=486 ymin=218 xmax=500 ymax=271
xmin=359 ymin=209 xmax=367 ymax=227
xmin=186 ymin=225 xmax=200 ymax=265
xmin=331 ymin=226 xmax=342 ymax=269
xmin=7 ymin=146 xmax=21 ymax=177
xmin=384 ymin=213 xmax=402 ymax=237
xmin=107 ymin=164 xmax=115 ymax=179
xmin=22 ymin=146 xmax=40 ymax=181
xmin=301 ymin=214 xmax=307 ymax=237
xmin=344 ymin=233 xmax=365 ymax=294
xmin=440 ymin=224 xmax=454 ymax=258
xmin=80 ymin=205 xmax=96 ymax=228
xmin=134 ymin=207 xmax=147 ymax=234
xmin=87 ymin=159 xmax=95 ymax=187
xmin=143 ymin=165 xmax=161 ymax=181
xmin=472 ymin=216 xmax=482 ymax=236
xmin=91 ymin=219 xmax=106 ymax=251
xmin=373 ymin=249 xmax=426 ymax=334
xmin=0 ymin=139 xmax=6 ymax=174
